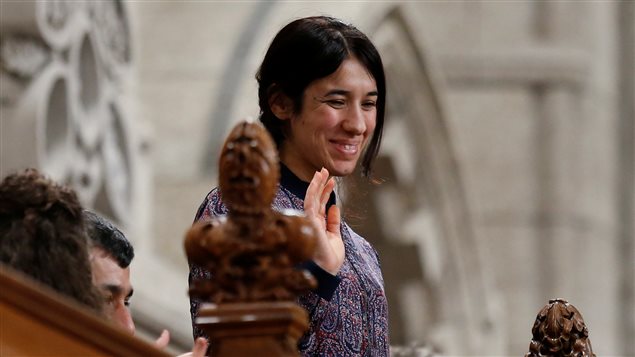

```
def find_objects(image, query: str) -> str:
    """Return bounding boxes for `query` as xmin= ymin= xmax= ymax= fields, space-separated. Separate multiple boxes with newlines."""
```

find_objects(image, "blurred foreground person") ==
xmin=84 ymin=210 xmax=208 ymax=356
xmin=0 ymin=168 xmax=103 ymax=312
xmin=0 ymin=169 xmax=204 ymax=356
xmin=84 ymin=210 xmax=137 ymax=335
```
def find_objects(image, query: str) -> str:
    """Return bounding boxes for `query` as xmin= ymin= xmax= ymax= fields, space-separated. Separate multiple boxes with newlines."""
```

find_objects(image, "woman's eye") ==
xmin=362 ymin=101 xmax=376 ymax=109
xmin=124 ymin=299 xmax=131 ymax=307
xmin=326 ymin=100 xmax=346 ymax=108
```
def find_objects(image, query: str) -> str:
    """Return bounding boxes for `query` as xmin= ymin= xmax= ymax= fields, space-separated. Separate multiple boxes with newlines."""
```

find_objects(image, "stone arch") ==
xmin=342 ymin=6 xmax=502 ymax=354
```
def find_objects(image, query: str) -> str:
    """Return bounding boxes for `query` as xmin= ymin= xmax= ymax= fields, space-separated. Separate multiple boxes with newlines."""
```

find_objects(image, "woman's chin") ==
xmin=327 ymin=163 xmax=357 ymax=177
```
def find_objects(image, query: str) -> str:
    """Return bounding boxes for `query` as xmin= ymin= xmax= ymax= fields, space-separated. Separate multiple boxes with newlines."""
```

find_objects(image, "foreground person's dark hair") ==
xmin=0 ymin=168 xmax=103 ymax=312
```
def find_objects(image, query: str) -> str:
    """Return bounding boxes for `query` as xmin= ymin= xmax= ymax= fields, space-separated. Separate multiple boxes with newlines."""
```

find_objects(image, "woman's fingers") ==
xmin=320 ymin=176 xmax=335 ymax=214
xmin=319 ymin=204 xmax=344 ymax=274
xmin=303 ymin=168 xmax=344 ymax=274
xmin=326 ymin=204 xmax=341 ymax=236
xmin=304 ymin=171 xmax=319 ymax=214
xmin=305 ymin=168 xmax=329 ymax=217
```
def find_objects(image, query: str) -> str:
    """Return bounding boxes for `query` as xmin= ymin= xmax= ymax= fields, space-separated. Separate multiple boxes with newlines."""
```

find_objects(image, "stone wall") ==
xmin=2 ymin=1 xmax=632 ymax=355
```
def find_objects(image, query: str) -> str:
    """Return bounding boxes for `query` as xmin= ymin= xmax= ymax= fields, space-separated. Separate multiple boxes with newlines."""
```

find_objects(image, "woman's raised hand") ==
xmin=304 ymin=168 xmax=345 ymax=275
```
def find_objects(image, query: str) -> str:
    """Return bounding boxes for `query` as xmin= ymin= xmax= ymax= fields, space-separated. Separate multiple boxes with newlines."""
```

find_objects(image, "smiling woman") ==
xmin=189 ymin=15 xmax=389 ymax=356
xmin=272 ymin=57 xmax=379 ymax=181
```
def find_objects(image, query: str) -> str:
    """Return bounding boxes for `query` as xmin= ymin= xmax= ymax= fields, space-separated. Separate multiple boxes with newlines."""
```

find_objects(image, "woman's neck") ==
xmin=279 ymin=151 xmax=314 ymax=182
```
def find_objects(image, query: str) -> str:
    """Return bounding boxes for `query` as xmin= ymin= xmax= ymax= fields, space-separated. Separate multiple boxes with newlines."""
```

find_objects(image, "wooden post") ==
xmin=525 ymin=299 xmax=595 ymax=357
xmin=196 ymin=302 xmax=308 ymax=357
xmin=185 ymin=122 xmax=318 ymax=357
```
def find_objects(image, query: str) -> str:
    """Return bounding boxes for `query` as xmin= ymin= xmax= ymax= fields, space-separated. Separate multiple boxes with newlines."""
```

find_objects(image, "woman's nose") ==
xmin=342 ymin=106 xmax=366 ymax=134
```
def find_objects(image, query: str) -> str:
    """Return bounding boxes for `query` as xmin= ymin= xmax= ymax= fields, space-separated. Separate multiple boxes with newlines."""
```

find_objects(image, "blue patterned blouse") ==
xmin=189 ymin=165 xmax=390 ymax=356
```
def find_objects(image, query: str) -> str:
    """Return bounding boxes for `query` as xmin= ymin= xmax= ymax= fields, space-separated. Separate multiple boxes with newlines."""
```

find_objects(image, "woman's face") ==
xmin=280 ymin=57 xmax=378 ymax=181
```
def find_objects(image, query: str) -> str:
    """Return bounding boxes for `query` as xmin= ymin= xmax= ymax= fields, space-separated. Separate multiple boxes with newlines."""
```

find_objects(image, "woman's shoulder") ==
xmin=342 ymin=222 xmax=381 ymax=260
xmin=193 ymin=187 xmax=227 ymax=222
xmin=272 ymin=184 xmax=304 ymax=211
xmin=194 ymin=185 xmax=296 ymax=222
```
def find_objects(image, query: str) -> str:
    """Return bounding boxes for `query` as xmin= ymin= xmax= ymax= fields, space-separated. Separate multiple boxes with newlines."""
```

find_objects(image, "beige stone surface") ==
xmin=1 ymin=0 xmax=632 ymax=354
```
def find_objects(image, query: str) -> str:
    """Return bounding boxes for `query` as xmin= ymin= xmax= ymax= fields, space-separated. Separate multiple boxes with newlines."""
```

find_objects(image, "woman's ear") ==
xmin=269 ymin=91 xmax=293 ymax=121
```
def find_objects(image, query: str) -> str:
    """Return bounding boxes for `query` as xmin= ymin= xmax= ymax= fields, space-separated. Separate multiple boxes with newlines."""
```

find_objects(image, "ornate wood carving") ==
xmin=525 ymin=299 xmax=595 ymax=357
xmin=184 ymin=121 xmax=317 ymax=356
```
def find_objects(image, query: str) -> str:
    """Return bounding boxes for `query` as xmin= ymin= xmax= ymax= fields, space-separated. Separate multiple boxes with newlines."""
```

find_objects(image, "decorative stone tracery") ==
xmin=0 ymin=0 xmax=140 ymax=227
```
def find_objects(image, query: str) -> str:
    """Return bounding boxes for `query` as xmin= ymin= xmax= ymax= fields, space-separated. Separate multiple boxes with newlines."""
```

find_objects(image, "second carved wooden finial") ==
xmin=525 ymin=298 xmax=595 ymax=357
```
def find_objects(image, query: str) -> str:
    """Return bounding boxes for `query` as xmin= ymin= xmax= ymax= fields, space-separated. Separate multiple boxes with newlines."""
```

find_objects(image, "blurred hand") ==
xmin=304 ymin=168 xmax=345 ymax=275
xmin=176 ymin=337 xmax=209 ymax=357
xmin=154 ymin=329 xmax=170 ymax=349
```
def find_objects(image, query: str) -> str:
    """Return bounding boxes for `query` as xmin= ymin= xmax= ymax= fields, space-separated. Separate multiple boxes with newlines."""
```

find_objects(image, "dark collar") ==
xmin=279 ymin=163 xmax=336 ymax=209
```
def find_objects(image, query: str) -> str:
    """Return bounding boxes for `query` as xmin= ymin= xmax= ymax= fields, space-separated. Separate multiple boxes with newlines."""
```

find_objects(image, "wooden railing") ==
xmin=0 ymin=265 xmax=170 ymax=357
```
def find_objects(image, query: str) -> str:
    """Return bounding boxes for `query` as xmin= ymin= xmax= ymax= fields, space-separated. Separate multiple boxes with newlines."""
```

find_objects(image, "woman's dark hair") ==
xmin=0 ymin=168 xmax=103 ymax=312
xmin=256 ymin=16 xmax=386 ymax=177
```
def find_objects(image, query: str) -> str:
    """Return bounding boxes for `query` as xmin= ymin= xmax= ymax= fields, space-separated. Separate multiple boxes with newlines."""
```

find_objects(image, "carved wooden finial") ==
xmin=525 ymin=298 xmax=596 ymax=357
xmin=184 ymin=121 xmax=317 ymax=356
xmin=218 ymin=121 xmax=280 ymax=215
xmin=184 ymin=121 xmax=317 ymax=304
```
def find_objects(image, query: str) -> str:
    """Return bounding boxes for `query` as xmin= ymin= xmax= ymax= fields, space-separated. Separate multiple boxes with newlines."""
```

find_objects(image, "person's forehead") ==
xmin=89 ymin=246 xmax=111 ymax=259
xmin=90 ymin=248 xmax=131 ymax=285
